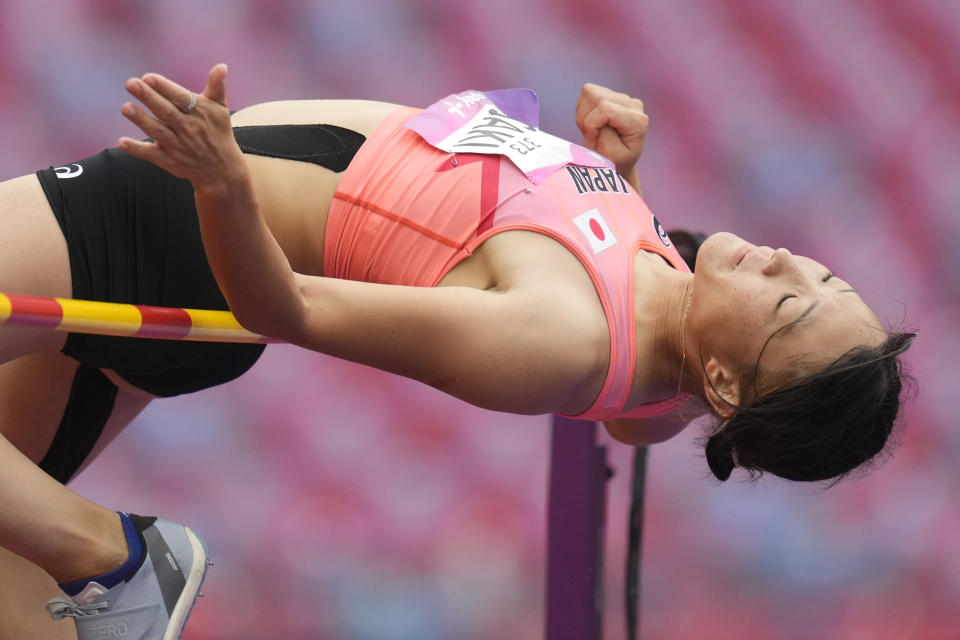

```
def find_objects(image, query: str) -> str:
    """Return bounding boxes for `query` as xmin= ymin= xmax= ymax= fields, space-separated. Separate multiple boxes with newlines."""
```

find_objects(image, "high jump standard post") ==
xmin=545 ymin=416 xmax=609 ymax=640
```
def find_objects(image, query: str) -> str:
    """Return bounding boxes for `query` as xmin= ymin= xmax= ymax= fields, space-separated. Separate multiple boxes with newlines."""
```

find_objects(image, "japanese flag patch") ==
xmin=572 ymin=209 xmax=617 ymax=254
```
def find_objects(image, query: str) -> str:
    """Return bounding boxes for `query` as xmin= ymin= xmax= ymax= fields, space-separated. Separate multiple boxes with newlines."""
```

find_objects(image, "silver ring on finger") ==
xmin=181 ymin=92 xmax=197 ymax=114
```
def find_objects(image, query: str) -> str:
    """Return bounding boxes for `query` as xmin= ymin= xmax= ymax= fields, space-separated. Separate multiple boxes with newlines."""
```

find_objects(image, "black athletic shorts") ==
xmin=33 ymin=123 xmax=366 ymax=482
xmin=36 ymin=148 xmax=266 ymax=397
xmin=34 ymin=123 xmax=366 ymax=397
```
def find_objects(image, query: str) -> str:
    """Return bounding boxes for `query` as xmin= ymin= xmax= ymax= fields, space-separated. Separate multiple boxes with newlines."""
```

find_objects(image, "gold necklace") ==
xmin=676 ymin=288 xmax=693 ymax=399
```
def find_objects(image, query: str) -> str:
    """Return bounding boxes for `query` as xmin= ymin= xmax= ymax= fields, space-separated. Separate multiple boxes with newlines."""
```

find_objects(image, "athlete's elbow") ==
xmin=233 ymin=298 xmax=308 ymax=343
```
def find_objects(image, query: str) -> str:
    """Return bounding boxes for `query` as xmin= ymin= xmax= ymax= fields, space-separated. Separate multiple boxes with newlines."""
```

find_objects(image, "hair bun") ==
xmin=705 ymin=431 xmax=736 ymax=481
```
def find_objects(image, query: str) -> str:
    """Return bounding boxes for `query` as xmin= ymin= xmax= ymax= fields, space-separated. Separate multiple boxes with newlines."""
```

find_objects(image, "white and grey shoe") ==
xmin=46 ymin=516 xmax=211 ymax=640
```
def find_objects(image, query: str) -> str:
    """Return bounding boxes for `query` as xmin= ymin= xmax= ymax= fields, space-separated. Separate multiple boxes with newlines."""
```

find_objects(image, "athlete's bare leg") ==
xmin=0 ymin=99 xmax=395 ymax=635
xmin=0 ymin=174 xmax=73 ymax=361
xmin=0 ymin=548 xmax=76 ymax=639
xmin=0 ymin=351 xmax=152 ymax=637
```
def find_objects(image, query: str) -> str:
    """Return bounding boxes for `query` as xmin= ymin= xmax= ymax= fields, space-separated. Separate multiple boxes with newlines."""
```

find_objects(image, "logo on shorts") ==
xmin=54 ymin=164 xmax=83 ymax=179
xmin=573 ymin=209 xmax=617 ymax=254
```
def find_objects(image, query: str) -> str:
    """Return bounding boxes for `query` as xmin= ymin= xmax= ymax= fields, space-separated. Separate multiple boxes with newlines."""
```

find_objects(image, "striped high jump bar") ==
xmin=0 ymin=292 xmax=280 ymax=343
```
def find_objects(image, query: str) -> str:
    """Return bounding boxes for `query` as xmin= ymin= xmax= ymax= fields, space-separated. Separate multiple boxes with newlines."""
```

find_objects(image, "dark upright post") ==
xmin=626 ymin=446 xmax=649 ymax=640
xmin=545 ymin=415 xmax=608 ymax=640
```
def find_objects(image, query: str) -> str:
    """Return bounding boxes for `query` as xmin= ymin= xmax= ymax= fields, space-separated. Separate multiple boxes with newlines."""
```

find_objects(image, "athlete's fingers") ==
xmin=202 ymin=63 xmax=229 ymax=106
xmin=125 ymin=77 xmax=185 ymax=127
xmin=120 ymin=65 xmax=242 ymax=185
xmin=117 ymin=133 xmax=200 ymax=178
xmin=577 ymin=89 xmax=620 ymax=151
xmin=580 ymin=98 xmax=649 ymax=172
xmin=120 ymin=99 xmax=200 ymax=168
xmin=139 ymin=73 xmax=197 ymax=116
xmin=119 ymin=101 xmax=178 ymax=146
xmin=597 ymin=125 xmax=627 ymax=157
xmin=575 ymin=88 xmax=596 ymax=142
xmin=576 ymin=84 xmax=645 ymax=144
xmin=581 ymin=100 xmax=648 ymax=144
xmin=116 ymin=136 xmax=165 ymax=165
xmin=576 ymin=84 xmax=637 ymax=129
xmin=580 ymin=103 xmax=624 ymax=152
xmin=580 ymin=84 xmax=641 ymax=115
xmin=575 ymin=83 xmax=606 ymax=129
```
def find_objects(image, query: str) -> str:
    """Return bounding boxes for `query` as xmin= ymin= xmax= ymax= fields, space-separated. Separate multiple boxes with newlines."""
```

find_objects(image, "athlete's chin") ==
xmin=696 ymin=232 xmax=740 ymax=273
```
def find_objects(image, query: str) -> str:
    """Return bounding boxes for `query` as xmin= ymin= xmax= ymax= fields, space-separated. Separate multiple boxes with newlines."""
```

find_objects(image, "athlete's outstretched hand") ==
xmin=118 ymin=63 xmax=245 ymax=193
xmin=575 ymin=83 xmax=649 ymax=193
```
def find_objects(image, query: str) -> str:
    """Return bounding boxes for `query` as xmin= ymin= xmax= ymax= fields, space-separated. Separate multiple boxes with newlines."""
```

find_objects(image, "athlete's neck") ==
xmin=629 ymin=252 xmax=696 ymax=406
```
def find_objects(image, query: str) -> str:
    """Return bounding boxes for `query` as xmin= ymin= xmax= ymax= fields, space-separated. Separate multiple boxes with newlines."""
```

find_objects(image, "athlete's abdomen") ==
xmin=230 ymin=100 xmax=401 ymax=277
xmin=324 ymin=107 xmax=494 ymax=287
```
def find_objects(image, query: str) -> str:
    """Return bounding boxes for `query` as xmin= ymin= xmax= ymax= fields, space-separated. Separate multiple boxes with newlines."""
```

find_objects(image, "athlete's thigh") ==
xmin=0 ymin=351 xmax=153 ymax=472
xmin=0 ymin=174 xmax=71 ymax=360
xmin=0 ymin=546 xmax=77 ymax=640
xmin=0 ymin=354 xmax=152 ymax=640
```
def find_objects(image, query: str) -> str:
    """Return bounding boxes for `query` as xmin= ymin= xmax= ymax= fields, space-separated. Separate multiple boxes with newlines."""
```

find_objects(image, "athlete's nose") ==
xmin=762 ymin=248 xmax=795 ymax=276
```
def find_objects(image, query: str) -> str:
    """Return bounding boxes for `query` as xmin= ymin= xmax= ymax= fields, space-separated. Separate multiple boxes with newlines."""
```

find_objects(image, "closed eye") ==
xmin=778 ymin=273 xmax=834 ymax=309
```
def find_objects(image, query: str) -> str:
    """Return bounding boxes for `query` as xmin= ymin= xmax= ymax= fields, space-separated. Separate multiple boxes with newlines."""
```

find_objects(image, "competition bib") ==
xmin=405 ymin=89 xmax=613 ymax=184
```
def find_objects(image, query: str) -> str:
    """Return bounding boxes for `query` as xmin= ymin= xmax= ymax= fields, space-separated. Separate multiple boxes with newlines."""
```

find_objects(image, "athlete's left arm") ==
xmin=574 ymin=83 xmax=649 ymax=195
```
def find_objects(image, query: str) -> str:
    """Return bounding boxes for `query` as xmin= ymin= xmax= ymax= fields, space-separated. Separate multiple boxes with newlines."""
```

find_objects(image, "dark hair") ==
xmin=668 ymin=229 xmax=707 ymax=272
xmin=704 ymin=331 xmax=916 ymax=483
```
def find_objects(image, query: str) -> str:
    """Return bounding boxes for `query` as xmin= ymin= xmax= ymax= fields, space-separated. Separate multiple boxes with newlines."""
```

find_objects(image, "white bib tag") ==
xmin=406 ymin=89 xmax=613 ymax=184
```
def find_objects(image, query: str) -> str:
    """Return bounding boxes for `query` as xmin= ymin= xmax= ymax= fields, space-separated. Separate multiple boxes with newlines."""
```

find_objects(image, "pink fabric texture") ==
xmin=327 ymin=104 xmax=691 ymax=421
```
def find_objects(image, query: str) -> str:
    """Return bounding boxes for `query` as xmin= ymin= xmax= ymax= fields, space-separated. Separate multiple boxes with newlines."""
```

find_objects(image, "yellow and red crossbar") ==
xmin=0 ymin=293 xmax=280 ymax=343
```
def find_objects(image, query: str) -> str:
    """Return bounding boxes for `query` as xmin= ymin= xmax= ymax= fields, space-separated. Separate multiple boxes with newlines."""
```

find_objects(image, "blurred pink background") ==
xmin=1 ymin=1 xmax=957 ymax=638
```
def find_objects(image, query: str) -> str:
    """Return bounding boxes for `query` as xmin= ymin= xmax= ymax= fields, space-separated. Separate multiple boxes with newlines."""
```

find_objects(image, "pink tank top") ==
xmin=329 ymin=92 xmax=692 ymax=422
xmin=467 ymin=156 xmax=692 ymax=421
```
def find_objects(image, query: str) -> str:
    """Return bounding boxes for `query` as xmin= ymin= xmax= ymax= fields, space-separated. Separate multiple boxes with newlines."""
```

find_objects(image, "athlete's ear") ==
xmin=203 ymin=63 xmax=229 ymax=106
xmin=702 ymin=355 xmax=742 ymax=414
